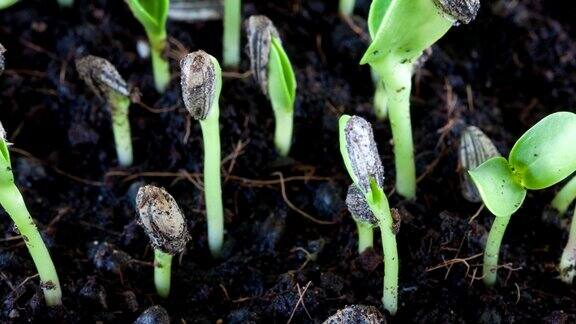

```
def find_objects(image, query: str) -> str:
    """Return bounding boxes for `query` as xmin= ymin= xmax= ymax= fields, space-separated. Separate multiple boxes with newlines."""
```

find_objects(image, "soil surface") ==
xmin=1 ymin=0 xmax=576 ymax=323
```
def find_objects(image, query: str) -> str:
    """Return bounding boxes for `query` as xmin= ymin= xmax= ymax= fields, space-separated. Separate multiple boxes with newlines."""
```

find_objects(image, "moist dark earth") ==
xmin=0 ymin=0 xmax=575 ymax=323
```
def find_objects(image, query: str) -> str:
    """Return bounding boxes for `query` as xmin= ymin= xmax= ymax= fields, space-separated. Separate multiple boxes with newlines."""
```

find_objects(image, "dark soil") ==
xmin=1 ymin=0 xmax=575 ymax=322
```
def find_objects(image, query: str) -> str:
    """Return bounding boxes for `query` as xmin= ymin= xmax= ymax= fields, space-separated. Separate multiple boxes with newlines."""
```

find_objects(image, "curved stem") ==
xmin=0 ymin=184 xmax=62 ymax=306
xmin=223 ymin=0 xmax=241 ymax=68
xmin=560 ymin=208 xmax=576 ymax=284
xmin=200 ymin=117 xmax=224 ymax=257
xmin=372 ymin=56 xmax=416 ymax=200
xmin=356 ymin=221 xmax=374 ymax=253
xmin=483 ymin=215 xmax=511 ymax=286
xmin=154 ymin=249 xmax=173 ymax=298
xmin=273 ymin=109 xmax=293 ymax=157
xmin=552 ymin=175 xmax=576 ymax=216
xmin=149 ymin=34 xmax=170 ymax=93
xmin=109 ymin=93 xmax=133 ymax=167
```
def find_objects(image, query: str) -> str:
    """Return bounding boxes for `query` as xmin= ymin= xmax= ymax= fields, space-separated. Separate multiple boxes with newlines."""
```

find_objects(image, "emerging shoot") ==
xmin=339 ymin=0 xmax=356 ymax=17
xmin=76 ymin=55 xmax=134 ymax=167
xmin=247 ymin=15 xmax=297 ymax=157
xmin=127 ymin=0 xmax=170 ymax=92
xmin=469 ymin=112 xmax=576 ymax=286
xmin=223 ymin=0 xmax=241 ymax=68
xmin=339 ymin=115 xmax=399 ymax=315
xmin=0 ymin=122 xmax=62 ymax=306
xmin=180 ymin=50 xmax=225 ymax=257
xmin=346 ymin=185 xmax=377 ymax=253
xmin=361 ymin=0 xmax=480 ymax=199
xmin=551 ymin=175 xmax=576 ymax=216
xmin=136 ymin=185 xmax=190 ymax=298
xmin=560 ymin=208 xmax=576 ymax=284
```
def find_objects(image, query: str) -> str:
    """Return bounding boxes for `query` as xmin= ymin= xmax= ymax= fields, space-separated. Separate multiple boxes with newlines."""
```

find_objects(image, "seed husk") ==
xmin=180 ymin=50 xmax=217 ymax=120
xmin=75 ymin=55 xmax=129 ymax=99
xmin=433 ymin=0 xmax=480 ymax=24
xmin=246 ymin=15 xmax=280 ymax=96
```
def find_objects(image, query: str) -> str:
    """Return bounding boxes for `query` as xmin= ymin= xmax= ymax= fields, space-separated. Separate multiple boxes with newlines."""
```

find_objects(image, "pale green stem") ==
xmin=0 ymin=184 xmax=62 ymax=306
xmin=339 ymin=0 xmax=355 ymax=16
xmin=154 ymin=249 xmax=172 ymax=298
xmin=560 ymin=208 xmax=576 ymax=284
xmin=57 ymin=0 xmax=72 ymax=7
xmin=109 ymin=93 xmax=133 ymax=167
xmin=372 ymin=56 xmax=416 ymax=199
xmin=149 ymin=34 xmax=170 ymax=93
xmin=356 ymin=220 xmax=374 ymax=253
xmin=483 ymin=215 xmax=511 ymax=286
xmin=200 ymin=116 xmax=224 ymax=257
xmin=552 ymin=176 xmax=576 ymax=216
xmin=374 ymin=80 xmax=388 ymax=120
xmin=223 ymin=0 xmax=241 ymax=69
xmin=273 ymin=109 xmax=293 ymax=157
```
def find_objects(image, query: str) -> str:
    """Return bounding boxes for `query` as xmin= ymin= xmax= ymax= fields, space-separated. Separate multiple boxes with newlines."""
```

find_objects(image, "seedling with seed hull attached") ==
xmin=0 ymin=122 xmax=62 ymax=306
xmin=76 ymin=55 xmax=134 ymax=167
xmin=361 ymin=0 xmax=480 ymax=199
xmin=180 ymin=50 xmax=225 ymax=257
xmin=469 ymin=112 xmax=576 ymax=286
xmin=136 ymin=185 xmax=190 ymax=297
xmin=246 ymin=15 xmax=297 ymax=157
xmin=127 ymin=0 xmax=170 ymax=93
xmin=339 ymin=115 xmax=399 ymax=315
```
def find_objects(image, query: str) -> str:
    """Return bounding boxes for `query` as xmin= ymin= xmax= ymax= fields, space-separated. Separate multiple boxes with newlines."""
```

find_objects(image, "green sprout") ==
xmin=551 ymin=175 xmax=576 ymax=216
xmin=136 ymin=185 xmax=190 ymax=298
xmin=339 ymin=115 xmax=399 ymax=315
xmin=247 ymin=15 xmax=297 ymax=157
xmin=223 ymin=0 xmax=241 ymax=68
xmin=0 ymin=123 xmax=62 ymax=306
xmin=339 ymin=0 xmax=356 ymax=16
xmin=560 ymin=208 xmax=576 ymax=284
xmin=0 ymin=0 xmax=17 ymax=10
xmin=180 ymin=50 xmax=224 ymax=257
xmin=361 ymin=0 xmax=480 ymax=199
xmin=127 ymin=0 xmax=170 ymax=93
xmin=76 ymin=55 xmax=134 ymax=167
xmin=346 ymin=185 xmax=375 ymax=253
xmin=469 ymin=112 xmax=576 ymax=286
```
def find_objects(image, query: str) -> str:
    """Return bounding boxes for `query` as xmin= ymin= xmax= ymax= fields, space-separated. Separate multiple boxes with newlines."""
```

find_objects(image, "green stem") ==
xmin=223 ymin=0 xmax=241 ymax=69
xmin=373 ymin=56 xmax=416 ymax=199
xmin=560 ymin=208 xmax=576 ymax=284
xmin=339 ymin=0 xmax=355 ymax=16
xmin=356 ymin=221 xmax=374 ymax=253
xmin=200 ymin=116 xmax=224 ymax=257
xmin=483 ymin=215 xmax=511 ymax=286
xmin=374 ymin=80 xmax=388 ymax=120
xmin=0 ymin=184 xmax=62 ymax=306
xmin=552 ymin=176 xmax=576 ymax=216
xmin=154 ymin=249 xmax=172 ymax=298
xmin=109 ymin=93 xmax=133 ymax=167
xmin=57 ymin=0 xmax=72 ymax=7
xmin=273 ymin=108 xmax=293 ymax=157
xmin=149 ymin=34 xmax=170 ymax=93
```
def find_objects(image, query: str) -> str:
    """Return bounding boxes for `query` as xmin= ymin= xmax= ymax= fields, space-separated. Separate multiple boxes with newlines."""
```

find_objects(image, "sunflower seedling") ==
xmin=361 ymin=0 xmax=480 ymax=199
xmin=247 ymin=15 xmax=297 ymax=157
xmin=469 ymin=112 xmax=576 ymax=286
xmin=339 ymin=115 xmax=399 ymax=315
xmin=127 ymin=0 xmax=170 ymax=92
xmin=551 ymin=175 xmax=576 ymax=216
xmin=0 ymin=122 xmax=62 ymax=306
xmin=136 ymin=185 xmax=190 ymax=298
xmin=76 ymin=55 xmax=134 ymax=167
xmin=458 ymin=125 xmax=500 ymax=203
xmin=180 ymin=50 xmax=225 ymax=257
xmin=223 ymin=0 xmax=241 ymax=68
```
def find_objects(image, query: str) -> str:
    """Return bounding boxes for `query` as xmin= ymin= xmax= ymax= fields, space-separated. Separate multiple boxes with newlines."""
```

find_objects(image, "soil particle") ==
xmin=88 ymin=241 xmax=133 ymax=276
xmin=323 ymin=304 xmax=385 ymax=324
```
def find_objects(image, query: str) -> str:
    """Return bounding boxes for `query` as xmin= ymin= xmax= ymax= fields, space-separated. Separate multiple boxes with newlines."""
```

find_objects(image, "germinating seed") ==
xmin=346 ymin=185 xmax=378 ymax=226
xmin=246 ymin=15 xmax=279 ymax=95
xmin=75 ymin=55 xmax=129 ymax=99
xmin=180 ymin=50 xmax=217 ymax=120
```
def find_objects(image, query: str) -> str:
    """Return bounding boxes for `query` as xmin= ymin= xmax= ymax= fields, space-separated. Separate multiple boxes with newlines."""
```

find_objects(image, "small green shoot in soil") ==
xmin=469 ymin=111 xmax=576 ymax=286
xmin=0 ymin=123 xmax=62 ymax=306
xmin=551 ymin=175 xmax=576 ymax=216
xmin=127 ymin=0 xmax=170 ymax=93
xmin=76 ymin=55 xmax=134 ymax=167
xmin=180 ymin=50 xmax=225 ymax=257
xmin=136 ymin=185 xmax=190 ymax=298
xmin=223 ymin=0 xmax=241 ymax=68
xmin=247 ymin=15 xmax=297 ymax=157
xmin=361 ymin=0 xmax=480 ymax=199
xmin=339 ymin=115 xmax=399 ymax=315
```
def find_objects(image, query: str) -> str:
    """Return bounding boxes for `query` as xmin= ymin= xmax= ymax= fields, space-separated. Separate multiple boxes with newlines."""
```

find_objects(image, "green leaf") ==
xmin=509 ymin=112 xmax=576 ymax=190
xmin=267 ymin=37 xmax=296 ymax=114
xmin=367 ymin=0 xmax=392 ymax=39
xmin=469 ymin=157 xmax=527 ymax=217
xmin=127 ymin=0 xmax=169 ymax=37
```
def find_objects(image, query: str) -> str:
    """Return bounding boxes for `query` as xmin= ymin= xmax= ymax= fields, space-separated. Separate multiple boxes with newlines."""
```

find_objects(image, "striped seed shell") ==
xmin=75 ymin=55 xmax=129 ymax=99
xmin=246 ymin=15 xmax=280 ymax=96
xmin=180 ymin=50 xmax=217 ymax=120
xmin=344 ymin=116 xmax=384 ymax=193
xmin=433 ymin=0 xmax=480 ymax=24
xmin=136 ymin=185 xmax=190 ymax=255
xmin=346 ymin=185 xmax=378 ymax=227
xmin=459 ymin=125 xmax=501 ymax=202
